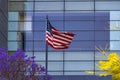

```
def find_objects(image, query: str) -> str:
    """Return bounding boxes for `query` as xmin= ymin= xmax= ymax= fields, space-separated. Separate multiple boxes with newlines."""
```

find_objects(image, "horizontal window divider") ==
xmin=23 ymin=50 xmax=120 ymax=52
xmin=9 ymin=10 xmax=120 ymax=12
xmin=9 ymin=0 xmax=120 ymax=2
xmin=8 ymin=20 xmax=33 ymax=22
xmin=9 ymin=1 xmax=65 ymax=2
xmin=48 ymin=60 xmax=95 ymax=62
xmin=7 ymin=70 xmax=107 ymax=72
xmin=8 ymin=20 xmax=120 ymax=22
xmin=48 ymin=70 xmax=94 ymax=72
xmin=4 ymin=60 xmax=107 ymax=62
xmin=8 ymin=30 xmax=120 ymax=32
xmin=8 ymin=39 xmax=120 ymax=41
xmin=18 ymin=71 xmax=106 ymax=73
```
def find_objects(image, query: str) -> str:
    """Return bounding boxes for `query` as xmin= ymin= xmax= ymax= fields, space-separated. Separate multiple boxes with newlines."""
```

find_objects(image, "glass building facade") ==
xmin=0 ymin=0 xmax=8 ymax=48
xmin=8 ymin=0 xmax=120 ymax=75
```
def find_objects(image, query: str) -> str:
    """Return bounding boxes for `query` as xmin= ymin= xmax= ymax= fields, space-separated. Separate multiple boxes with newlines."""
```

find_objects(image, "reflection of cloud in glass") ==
xmin=110 ymin=21 xmax=120 ymax=30
xmin=110 ymin=11 xmax=120 ymax=20
xmin=110 ymin=41 xmax=120 ymax=50
xmin=24 ymin=16 xmax=32 ymax=31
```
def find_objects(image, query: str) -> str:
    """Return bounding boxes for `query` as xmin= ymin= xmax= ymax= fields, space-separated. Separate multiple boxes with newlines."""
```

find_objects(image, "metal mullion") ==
xmin=9 ymin=9 xmax=120 ymax=12
xmin=62 ymin=0 xmax=66 ymax=75
xmin=32 ymin=0 xmax=35 ymax=62
xmin=94 ymin=0 xmax=96 ymax=75
xmin=24 ymin=50 xmax=120 ymax=52
xmin=8 ymin=19 xmax=120 ymax=22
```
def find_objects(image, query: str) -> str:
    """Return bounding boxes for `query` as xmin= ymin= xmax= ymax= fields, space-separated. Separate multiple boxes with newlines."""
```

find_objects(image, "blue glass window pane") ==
xmin=65 ymin=11 xmax=94 ymax=20
xmin=25 ymin=32 xmax=33 ymax=40
xmin=34 ymin=52 xmax=46 ymax=61
xmin=34 ymin=12 xmax=63 ymax=21
xmin=33 ymin=21 xmax=63 ymax=30
xmin=35 ymin=2 xmax=63 ymax=10
xmin=8 ymin=42 xmax=18 ymax=51
xmin=65 ymin=52 xmax=94 ymax=60
xmin=110 ymin=31 xmax=120 ymax=40
xmin=95 ymin=31 xmax=110 ymax=40
xmin=110 ymin=11 xmax=120 ymax=20
xmin=34 ymin=42 xmax=45 ymax=51
xmin=95 ymin=1 xmax=120 ymax=10
xmin=9 ymin=12 xmax=19 ymax=21
xmin=65 ymin=2 xmax=94 ymax=10
xmin=65 ymin=62 xmax=94 ymax=70
xmin=48 ymin=62 xmax=63 ymax=71
xmin=68 ymin=41 xmax=94 ymax=51
xmin=95 ymin=11 xmax=110 ymax=20
xmin=33 ymin=22 xmax=46 ymax=30
xmin=48 ymin=52 xmax=63 ymax=60
xmin=110 ymin=41 xmax=120 ymax=50
xmin=8 ymin=22 xmax=18 ymax=31
xmin=34 ymin=32 xmax=45 ymax=40
xmin=8 ymin=32 xmax=17 ymax=40
xmin=95 ymin=21 xmax=109 ymax=30
xmin=65 ymin=21 xmax=94 ymax=30
xmin=72 ymin=31 xmax=94 ymax=40
xmin=25 ymin=42 xmax=33 ymax=51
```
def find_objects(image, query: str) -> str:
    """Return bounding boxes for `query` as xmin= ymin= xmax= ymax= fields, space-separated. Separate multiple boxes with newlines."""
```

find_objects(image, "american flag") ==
xmin=46 ymin=19 xmax=75 ymax=50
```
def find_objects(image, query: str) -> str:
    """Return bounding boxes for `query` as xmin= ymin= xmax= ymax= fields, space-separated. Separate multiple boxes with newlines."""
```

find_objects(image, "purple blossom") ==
xmin=0 ymin=48 xmax=50 ymax=80
xmin=31 ymin=56 xmax=36 ymax=59
xmin=40 ymin=66 xmax=46 ymax=72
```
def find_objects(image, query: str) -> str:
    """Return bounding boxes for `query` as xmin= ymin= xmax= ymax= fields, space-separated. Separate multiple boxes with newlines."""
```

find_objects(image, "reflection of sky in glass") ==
xmin=110 ymin=11 xmax=120 ymax=50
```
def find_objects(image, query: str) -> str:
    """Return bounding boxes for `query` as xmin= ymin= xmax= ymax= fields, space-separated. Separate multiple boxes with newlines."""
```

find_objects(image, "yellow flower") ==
xmin=85 ymin=70 xmax=94 ymax=75
xmin=112 ymin=73 xmax=120 ymax=80
xmin=86 ymin=51 xmax=120 ymax=80
xmin=98 ymin=61 xmax=111 ymax=70
xmin=99 ymin=74 xmax=108 ymax=77
xmin=107 ymin=53 xmax=120 ymax=62
xmin=98 ymin=52 xmax=120 ymax=80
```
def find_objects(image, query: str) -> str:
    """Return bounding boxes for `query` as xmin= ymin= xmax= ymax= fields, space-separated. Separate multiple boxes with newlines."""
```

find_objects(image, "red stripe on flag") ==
xmin=46 ymin=20 xmax=75 ymax=50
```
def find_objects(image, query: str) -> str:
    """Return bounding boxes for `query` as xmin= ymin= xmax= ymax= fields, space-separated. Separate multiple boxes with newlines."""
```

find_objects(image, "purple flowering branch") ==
xmin=0 ymin=48 xmax=51 ymax=80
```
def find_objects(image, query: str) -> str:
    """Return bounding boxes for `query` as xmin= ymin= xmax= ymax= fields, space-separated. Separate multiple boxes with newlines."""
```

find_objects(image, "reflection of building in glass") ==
xmin=7 ymin=0 xmax=120 ymax=76
xmin=0 ymin=0 xmax=8 ymax=48
xmin=8 ymin=1 xmax=26 ymax=51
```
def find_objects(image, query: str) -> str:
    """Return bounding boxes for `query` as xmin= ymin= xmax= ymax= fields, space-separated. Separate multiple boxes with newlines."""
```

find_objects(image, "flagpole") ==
xmin=45 ymin=15 xmax=48 ymax=74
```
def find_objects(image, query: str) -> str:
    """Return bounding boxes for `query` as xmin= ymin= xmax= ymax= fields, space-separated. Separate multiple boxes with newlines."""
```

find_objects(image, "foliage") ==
xmin=98 ymin=52 xmax=120 ymax=80
xmin=96 ymin=45 xmax=120 ymax=80
xmin=0 ymin=48 xmax=51 ymax=80
xmin=86 ymin=45 xmax=120 ymax=80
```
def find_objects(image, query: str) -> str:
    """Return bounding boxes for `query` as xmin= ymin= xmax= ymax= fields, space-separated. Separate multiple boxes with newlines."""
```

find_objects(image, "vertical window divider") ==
xmin=33 ymin=0 xmax=35 ymax=62
xmin=63 ymin=0 xmax=65 ymax=75
xmin=94 ymin=0 xmax=96 ymax=75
